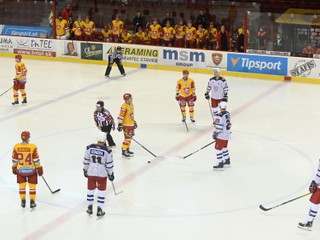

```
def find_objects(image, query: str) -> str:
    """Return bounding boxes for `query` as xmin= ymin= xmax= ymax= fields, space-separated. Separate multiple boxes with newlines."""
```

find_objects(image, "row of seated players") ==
xmin=57 ymin=15 xmax=242 ymax=50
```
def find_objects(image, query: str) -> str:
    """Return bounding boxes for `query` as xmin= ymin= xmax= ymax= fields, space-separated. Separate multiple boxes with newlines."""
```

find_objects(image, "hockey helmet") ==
xmin=21 ymin=131 xmax=30 ymax=141
xmin=15 ymin=54 xmax=22 ymax=60
xmin=219 ymin=101 xmax=227 ymax=110
xmin=123 ymin=93 xmax=132 ymax=101
xmin=213 ymin=67 xmax=221 ymax=73
xmin=97 ymin=132 xmax=107 ymax=143
xmin=182 ymin=70 xmax=189 ymax=75
xmin=96 ymin=100 xmax=104 ymax=108
xmin=116 ymin=46 xmax=122 ymax=52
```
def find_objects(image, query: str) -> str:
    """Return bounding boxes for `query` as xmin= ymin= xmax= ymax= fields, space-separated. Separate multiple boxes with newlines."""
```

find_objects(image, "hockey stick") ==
xmin=259 ymin=192 xmax=312 ymax=211
xmin=111 ymin=181 xmax=123 ymax=196
xmin=41 ymin=176 xmax=61 ymax=194
xmin=132 ymin=138 xmax=158 ymax=158
xmin=0 ymin=86 xmax=13 ymax=98
xmin=181 ymin=141 xmax=215 ymax=159
xmin=178 ymin=102 xmax=189 ymax=132
xmin=208 ymin=99 xmax=215 ymax=122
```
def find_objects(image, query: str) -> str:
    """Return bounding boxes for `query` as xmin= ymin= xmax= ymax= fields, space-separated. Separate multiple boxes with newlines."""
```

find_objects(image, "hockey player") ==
xmin=105 ymin=46 xmax=126 ymax=77
xmin=83 ymin=132 xmax=114 ymax=217
xmin=12 ymin=54 xmax=28 ymax=105
xmin=298 ymin=160 xmax=320 ymax=231
xmin=110 ymin=14 xmax=124 ymax=43
xmin=205 ymin=68 xmax=229 ymax=122
xmin=176 ymin=70 xmax=197 ymax=123
xmin=212 ymin=101 xmax=231 ymax=170
xmin=149 ymin=18 xmax=162 ymax=46
xmin=94 ymin=100 xmax=116 ymax=147
xmin=117 ymin=93 xmax=137 ymax=158
xmin=12 ymin=131 xmax=44 ymax=209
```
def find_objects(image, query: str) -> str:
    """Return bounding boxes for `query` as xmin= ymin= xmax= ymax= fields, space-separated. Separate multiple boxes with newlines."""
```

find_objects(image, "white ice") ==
xmin=0 ymin=57 xmax=320 ymax=240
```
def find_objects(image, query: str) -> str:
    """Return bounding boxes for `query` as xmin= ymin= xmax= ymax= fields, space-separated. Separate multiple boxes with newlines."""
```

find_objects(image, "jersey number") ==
xmin=17 ymin=153 xmax=32 ymax=165
xmin=91 ymin=155 xmax=102 ymax=164
xmin=225 ymin=114 xmax=231 ymax=130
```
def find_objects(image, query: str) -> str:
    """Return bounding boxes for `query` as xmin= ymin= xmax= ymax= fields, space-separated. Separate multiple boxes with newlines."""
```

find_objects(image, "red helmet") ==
xmin=123 ymin=93 xmax=132 ymax=101
xmin=15 ymin=54 xmax=22 ymax=60
xmin=21 ymin=131 xmax=30 ymax=141
xmin=116 ymin=14 xmax=120 ymax=19
xmin=153 ymin=17 xmax=158 ymax=22
xmin=182 ymin=70 xmax=189 ymax=75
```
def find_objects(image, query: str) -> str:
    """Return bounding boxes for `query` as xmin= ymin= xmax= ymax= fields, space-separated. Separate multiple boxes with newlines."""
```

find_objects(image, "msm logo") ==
xmin=163 ymin=49 xmax=205 ymax=62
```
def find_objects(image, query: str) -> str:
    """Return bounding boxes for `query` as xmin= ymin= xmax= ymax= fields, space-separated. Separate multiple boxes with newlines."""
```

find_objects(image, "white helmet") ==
xmin=213 ymin=68 xmax=221 ymax=73
xmin=219 ymin=101 xmax=227 ymax=109
xmin=97 ymin=132 xmax=107 ymax=143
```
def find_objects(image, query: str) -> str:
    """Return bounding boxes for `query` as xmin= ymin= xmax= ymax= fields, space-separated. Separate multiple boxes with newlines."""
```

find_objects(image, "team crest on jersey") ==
xmin=212 ymin=53 xmax=223 ymax=66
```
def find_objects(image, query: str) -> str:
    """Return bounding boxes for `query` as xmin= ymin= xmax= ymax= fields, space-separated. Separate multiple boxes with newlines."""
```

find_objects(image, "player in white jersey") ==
xmin=212 ymin=101 xmax=231 ymax=170
xmin=298 ymin=159 xmax=320 ymax=231
xmin=205 ymin=68 xmax=229 ymax=122
xmin=83 ymin=132 xmax=114 ymax=217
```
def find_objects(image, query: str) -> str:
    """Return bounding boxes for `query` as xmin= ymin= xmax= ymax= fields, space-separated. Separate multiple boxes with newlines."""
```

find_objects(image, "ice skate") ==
xmin=223 ymin=158 xmax=231 ymax=167
xmin=126 ymin=149 xmax=134 ymax=156
xmin=30 ymin=199 xmax=37 ymax=210
xmin=213 ymin=162 xmax=224 ymax=171
xmin=22 ymin=98 xmax=27 ymax=104
xmin=86 ymin=205 xmax=93 ymax=215
xmin=97 ymin=207 xmax=105 ymax=218
xmin=122 ymin=73 xmax=126 ymax=77
xmin=182 ymin=117 xmax=186 ymax=122
xmin=21 ymin=199 xmax=26 ymax=208
xmin=122 ymin=150 xmax=131 ymax=158
xmin=190 ymin=117 xmax=195 ymax=123
xmin=12 ymin=100 xmax=19 ymax=105
xmin=298 ymin=221 xmax=312 ymax=231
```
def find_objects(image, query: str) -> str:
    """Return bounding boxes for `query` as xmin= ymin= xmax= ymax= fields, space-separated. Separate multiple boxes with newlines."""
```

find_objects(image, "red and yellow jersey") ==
xmin=185 ymin=27 xmax=196 ymax=41
xmin=121 ymin=32 xmax=132 ymax=43
xmin=175 ymin=25 xmax=185 ymax=39
xmin=15 ymin=62 xmax=27 ymax=81
xmin=101 ymin=29 xmax=111 ymax=40
xmin=196 ymin=29 xmax=208 ymax=40
xmin=72 ymin=20 xmax=84 ymax=36
xmin=208 ymin=27 xmax=218 ymax=41
xmin=12 ymin=143 xmax=41 ymax=176
xmin=56 ymin=19 xmax=68 ymax=36
xmin=142 ymin=31 xmax=150 ymax=41
xmin=149 ymin=24 xmax=162 ymax=39
xmin=82 ymin=21 xmax=96 ymax=35
xmin=134 ymin=31 xmax=144 ymax=42
xmin=118 ymin=102 xmax=134 ymax=127
xmin=162 ymin=27 xmax=175 ymax=41
xmin=176 ymin=78 xmax=195 ymax=97
xmin=111 ymin=20 xmax=124 ymax=35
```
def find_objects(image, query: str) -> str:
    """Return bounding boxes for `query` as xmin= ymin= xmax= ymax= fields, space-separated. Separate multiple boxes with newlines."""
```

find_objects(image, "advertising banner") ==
xmin=61 ymin=41 xmax=79 ymax=58
xmin=13 ymin=37 xmax=56 ymax=57
xmin=81 ymin=42 xmax=103 ymax=60
xmin=288 ymin=57 xmax=320 ymax=78
xmin=104 ymin=44 xmax=160 ymax=64
xmin=0 ymin=36 xmax=14 ymax=53
xmin=1 ymin=25 xmax=51 ymax=38
xmin=227 ymin=53 xmax=288 ymax=76
xmin=205 ymin=51 xmax=227 ymax=69
xmin=161 ymin=48 xmax=206 ymax=68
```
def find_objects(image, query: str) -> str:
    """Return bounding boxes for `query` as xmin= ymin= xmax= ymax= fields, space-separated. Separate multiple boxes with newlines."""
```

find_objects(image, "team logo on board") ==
xmin=211 ymin=52 xmax=223 ymax=66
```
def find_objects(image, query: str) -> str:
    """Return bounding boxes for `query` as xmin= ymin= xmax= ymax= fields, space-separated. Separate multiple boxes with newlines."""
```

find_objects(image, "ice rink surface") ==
xmin=0 ymin=57 xmax=320 ymax=240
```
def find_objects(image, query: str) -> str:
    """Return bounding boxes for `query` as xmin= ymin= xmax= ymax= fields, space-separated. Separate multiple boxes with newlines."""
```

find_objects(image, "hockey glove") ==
xmin=37 ymin=166 xmax=44 ymax=176
xmin=212 ymin=132 xmax=218 ymax=139
xmin=192 ymin=94 xmax=197 ymax=102
xmin=175 ymin=94 xmax=180 ymax=101
xmin=108 ymin=172 xmax=115 ymax=181
xmin=222 ymin=93 xmax=228 ymax=102
xmin=83 ymin=169 xmax=88 ymax=178
xmin=134 ymin=121 xmax=138 ymax=129
xmin=309 ymin=180 xmax=318 ymax=193
xmin=205 ymin=92 xmax=210 ymax=100
xmin=12 ymin=166 xmax=18 ymax=175
xmin=117 ymin=124 xmax=123 ymax=132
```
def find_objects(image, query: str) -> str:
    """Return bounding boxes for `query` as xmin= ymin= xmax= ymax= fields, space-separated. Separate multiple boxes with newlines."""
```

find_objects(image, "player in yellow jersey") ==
xmin=56 ymin=14 xmax=69 ymax=39
xmin=185 ymin=20 xmax=197 ymax=48
xmin=12 ymin=131 xmax=43 ymax=209
xmin=101 ymin=25 xmax=111 ymax=42
xmin=133 ymin=27 xmax=144 ymax=44
xmin=208 ymin=22 xmax=218 ymax=50
xmin=142 ymin=29 xmax=151 ymax=45
xmin=117 ymin=93 xmax=137 ymax=158
xmin=149 ymin=18 xmax=162 ymax=46
xmin=174 ymin=20 xmax=186 ymax=47
xmin=162 ymin=21 xmax=175 ymax=47
xmin=72 ymin=15 xmax=84 ymax=40
xmin=121 ymin=29 xmax=133 ymax=44
xmin=176 ymin=70 xmax=197 ymax=123
xmin=196 ymin=24 xmax=208 ymax=49
xmin=12 ymin=54 xmax=27 ymax=105
xmin=82 ymin=16 xmax=96 ymax=41
xmin=111 ymin=14 xmax=124 ymax=43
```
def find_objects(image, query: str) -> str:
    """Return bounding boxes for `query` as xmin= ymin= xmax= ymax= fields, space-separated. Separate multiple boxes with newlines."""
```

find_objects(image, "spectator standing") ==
xmin=61 ymin=3 xmax=72 ymax=20
xmin=133 ymin=11 xmax=145 ymax=33
xmin=217 ymin=25 xmax=230 ymax=51
xmin=196 ymin=9 xmax=207 ymax=28
xmin=162 ymin=12 xmax=175 ymax=27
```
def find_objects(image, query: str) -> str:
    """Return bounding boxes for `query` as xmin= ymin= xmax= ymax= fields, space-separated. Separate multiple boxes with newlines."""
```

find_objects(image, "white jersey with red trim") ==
xmin=214 ymin=111 xmax=231 ymax=140
xmin=207 ymin=76 xmax=229 ymax=99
